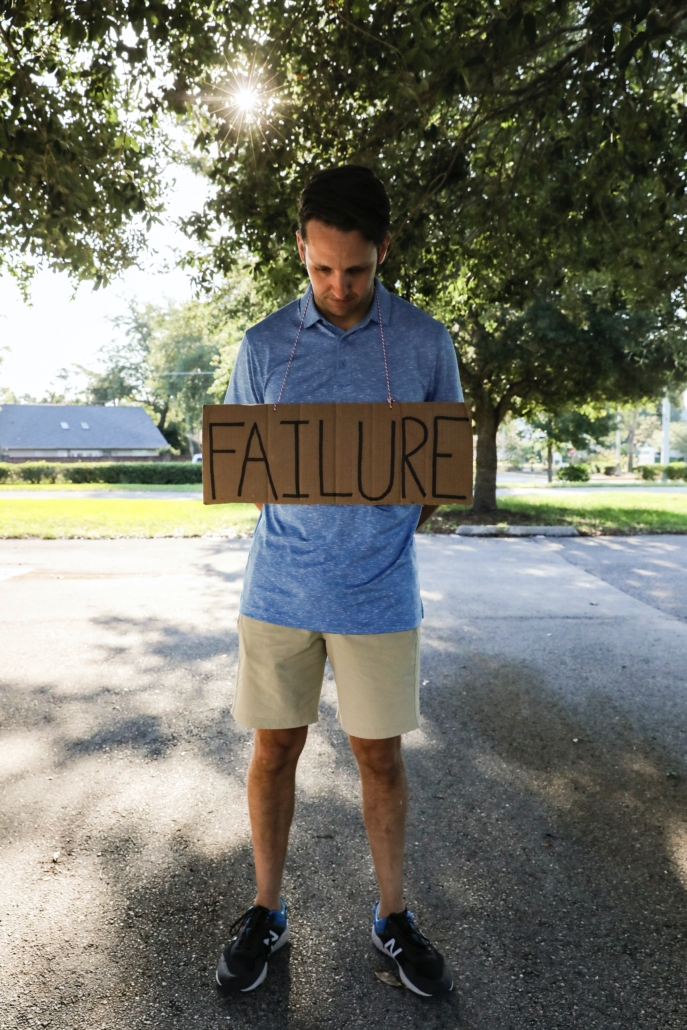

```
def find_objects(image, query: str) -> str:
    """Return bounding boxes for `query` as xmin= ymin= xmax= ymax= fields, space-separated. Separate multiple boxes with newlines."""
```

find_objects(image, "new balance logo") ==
xmin=384 ymin=938 xmax=402 ymax=960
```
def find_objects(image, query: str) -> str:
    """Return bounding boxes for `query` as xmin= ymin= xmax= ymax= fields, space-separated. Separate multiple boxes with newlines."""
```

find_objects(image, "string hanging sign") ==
xmin=203 ymin=284 xmax=472 ymax=506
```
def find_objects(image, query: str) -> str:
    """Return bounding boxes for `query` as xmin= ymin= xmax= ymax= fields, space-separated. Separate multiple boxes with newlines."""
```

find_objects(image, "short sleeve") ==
xmin=427 ymin=327 xmax=463 ymax=402
xmin=224 ymin=333 xmax=263 ymax=404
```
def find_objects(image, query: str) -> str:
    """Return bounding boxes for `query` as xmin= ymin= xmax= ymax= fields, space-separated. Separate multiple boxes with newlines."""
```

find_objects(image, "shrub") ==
xmin=637 ymin=465 xmax=659 ymax=481
xmin=666 ymin=462 xmax=687 ymax=482
xmin=557 ymin=464 xmax=590 ymax=482
xmin=603 ymin=465 xmax=617 ymax=476
xmin=61 ymin=462 xmax=202 ymax=485
xmin=19 ymin=461 xmax=60 ymax=484
xmin=0 ymin=463 xmax=14 ymax=483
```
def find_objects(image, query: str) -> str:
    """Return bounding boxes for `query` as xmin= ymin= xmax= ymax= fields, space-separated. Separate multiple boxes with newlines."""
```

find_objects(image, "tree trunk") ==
xmin=472 ymin=399 xmax=499 ymax=513
xmin=547 ymin=440 xmax=553 ymax=483
xmin=626 ymin=408 xmax=638 ymax=472
xmin=157 ymin=401 xmax=169 ymax=434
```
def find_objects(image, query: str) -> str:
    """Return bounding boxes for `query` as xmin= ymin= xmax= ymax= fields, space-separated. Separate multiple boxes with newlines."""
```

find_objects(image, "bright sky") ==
xmin=0 ymin=165 xmax=208 ymax=399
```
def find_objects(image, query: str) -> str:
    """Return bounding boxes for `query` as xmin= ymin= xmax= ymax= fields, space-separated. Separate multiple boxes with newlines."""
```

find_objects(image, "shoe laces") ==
xmin=390 ymin=909 xmax=433 ymax=955
xmin=228 ymin=905 xmax=270 ymax=954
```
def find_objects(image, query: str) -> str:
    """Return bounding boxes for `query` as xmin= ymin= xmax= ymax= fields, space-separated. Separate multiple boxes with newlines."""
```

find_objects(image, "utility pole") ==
xmin=661 ymin=396 xmax=671 ymax=466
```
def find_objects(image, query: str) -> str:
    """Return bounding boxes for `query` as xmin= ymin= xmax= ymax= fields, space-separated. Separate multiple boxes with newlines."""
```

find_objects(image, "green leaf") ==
xmin=351 ymin=0 xmax=370 ymax=20
xmin=618 ymin=23 xmax=632 ymax=52
xmin=523 ymin=13 xmax=537 ymax=45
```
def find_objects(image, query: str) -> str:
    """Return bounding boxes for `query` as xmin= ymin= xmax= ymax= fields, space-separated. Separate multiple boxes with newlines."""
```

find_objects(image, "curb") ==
xmin=454 ymin=525 xmax=579 ymax=537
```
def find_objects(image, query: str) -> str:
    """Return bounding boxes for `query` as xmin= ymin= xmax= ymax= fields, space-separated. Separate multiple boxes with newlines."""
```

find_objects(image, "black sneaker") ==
xmin=216 ymin=900 xmax=289 ymax=993
xmin=372 ymin=903 xmax=453 ymax=996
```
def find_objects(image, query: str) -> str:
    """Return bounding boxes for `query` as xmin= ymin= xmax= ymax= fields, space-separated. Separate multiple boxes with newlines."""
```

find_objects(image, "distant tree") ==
xmin=79 ymin=299 xmax=223 ymax=453
xmin=529 ymin=409 xmax=617 ymax=482
xmin=71 ymin=272 xmax=267 ymax=452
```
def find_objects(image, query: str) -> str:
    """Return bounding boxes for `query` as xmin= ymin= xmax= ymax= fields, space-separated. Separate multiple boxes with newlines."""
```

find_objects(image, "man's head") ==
xmin=296 ymin=166 xmax=391 ymax=329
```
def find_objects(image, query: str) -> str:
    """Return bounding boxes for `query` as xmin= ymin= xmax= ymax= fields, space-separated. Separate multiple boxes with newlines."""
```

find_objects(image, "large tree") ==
xmin=0 ymin=0 xmax=238 ymax=287
xmin=181 ymin=0 xmax=687 ymax=508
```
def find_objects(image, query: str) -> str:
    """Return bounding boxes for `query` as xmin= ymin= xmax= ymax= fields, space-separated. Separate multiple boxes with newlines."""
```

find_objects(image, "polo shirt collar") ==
xmin=299 ymin=277 xmax=392 ymax=331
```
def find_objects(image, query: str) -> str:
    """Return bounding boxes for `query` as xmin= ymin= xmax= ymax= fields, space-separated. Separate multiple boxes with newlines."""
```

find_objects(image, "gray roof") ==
xmin=0 ymin=404 xmax=168 ymax=451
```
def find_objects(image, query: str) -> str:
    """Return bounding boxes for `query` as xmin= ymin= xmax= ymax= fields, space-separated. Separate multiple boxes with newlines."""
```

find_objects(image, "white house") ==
xmin=637 ymin=443 xmax=657 ymax=465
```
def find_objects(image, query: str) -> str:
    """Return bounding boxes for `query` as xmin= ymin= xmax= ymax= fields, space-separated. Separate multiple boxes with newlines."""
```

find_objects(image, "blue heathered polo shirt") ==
xmin=224 ymin=278 xmax=463 ymax=634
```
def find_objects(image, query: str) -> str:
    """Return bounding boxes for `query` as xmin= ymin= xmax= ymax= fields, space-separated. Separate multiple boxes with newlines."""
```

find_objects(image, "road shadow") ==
xmin=413 ymin=642 xmax=687 ymax=1028
xmin=2 ymin=608 xmax=687 ymax=1028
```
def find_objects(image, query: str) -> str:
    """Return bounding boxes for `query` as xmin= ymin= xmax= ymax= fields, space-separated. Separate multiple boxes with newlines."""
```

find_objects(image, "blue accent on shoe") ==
xmin=270 ymin=898 xmax=287 ymax=927
xmin=373 ymin=901 xmax=387 ymax=934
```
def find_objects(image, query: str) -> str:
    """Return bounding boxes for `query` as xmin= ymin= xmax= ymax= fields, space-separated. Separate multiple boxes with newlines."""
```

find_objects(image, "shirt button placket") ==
xmin=338 ymin=336 xmax=347 ymax=371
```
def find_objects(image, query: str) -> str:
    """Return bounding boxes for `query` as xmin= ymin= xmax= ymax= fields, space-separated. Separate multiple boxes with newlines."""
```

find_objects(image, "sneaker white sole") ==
xmin=216 ymin=925 xmax=290 ymax=993
xmin=372 ymin=928 xmax=450 ymax=997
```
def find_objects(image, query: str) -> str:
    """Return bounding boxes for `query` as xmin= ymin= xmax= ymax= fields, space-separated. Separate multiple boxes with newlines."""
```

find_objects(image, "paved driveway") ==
xmin=1 ymin=536 xmax=686 ymax=1029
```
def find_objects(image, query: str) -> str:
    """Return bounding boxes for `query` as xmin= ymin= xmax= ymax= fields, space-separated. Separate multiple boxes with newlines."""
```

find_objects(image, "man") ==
xmin=216 ymin=165 xmax=463 ymax=997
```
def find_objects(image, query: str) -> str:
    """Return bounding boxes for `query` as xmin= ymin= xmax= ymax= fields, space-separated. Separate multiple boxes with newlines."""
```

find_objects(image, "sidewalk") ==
xmin=1 ymin=536 xmax=686 ymax=1029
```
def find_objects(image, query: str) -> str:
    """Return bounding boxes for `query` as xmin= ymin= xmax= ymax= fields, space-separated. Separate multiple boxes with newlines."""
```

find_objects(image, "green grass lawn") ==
xmin=0 ymin=498 xmax=258 ymax=538
xmin=0 ymin=482 xmax=202 ymax=492
xmin=2 ymin=490 xmax=687 ymax=538
xmin=426 ymin=491 xmax=687 ymax=535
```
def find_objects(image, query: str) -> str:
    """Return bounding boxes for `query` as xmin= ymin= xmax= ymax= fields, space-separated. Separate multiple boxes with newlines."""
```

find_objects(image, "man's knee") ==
xmin=349 ymin=734 xmax=403 ymax=781
xmin=252 ymin=727 xmax=308 ymax=776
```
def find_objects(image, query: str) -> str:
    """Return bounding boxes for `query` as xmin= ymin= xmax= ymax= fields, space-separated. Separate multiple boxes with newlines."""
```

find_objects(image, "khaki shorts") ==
xmin=233 ymin=615 xmax=421 ymax=739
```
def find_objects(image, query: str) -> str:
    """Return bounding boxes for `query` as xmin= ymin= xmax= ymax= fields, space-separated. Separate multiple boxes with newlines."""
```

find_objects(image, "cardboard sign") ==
xmin=202 ymin=401 xmax=472 ymax=506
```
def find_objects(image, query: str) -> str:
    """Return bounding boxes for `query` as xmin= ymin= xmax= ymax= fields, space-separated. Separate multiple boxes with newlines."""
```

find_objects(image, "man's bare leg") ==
xmin=348 ymin=734 xmax=407 ymax=917
xmin=248 ymin=726 xmax=308 ymax=911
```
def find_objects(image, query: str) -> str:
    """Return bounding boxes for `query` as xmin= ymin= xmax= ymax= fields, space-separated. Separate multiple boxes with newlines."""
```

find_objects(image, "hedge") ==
xmin=62 ymin=462 xmax=202 ymax=484
xmin=637 ymin=464 xmax=660 ymax=481
xmin=0 ymin=461 xmax=202 ymax=484
xmin=557 ymin=463 xmax=591 ymax=482
xmin=637 ymin=464 xmax=687 ymax=482
xmin=666 ymin=462 xmax=687 ymax=482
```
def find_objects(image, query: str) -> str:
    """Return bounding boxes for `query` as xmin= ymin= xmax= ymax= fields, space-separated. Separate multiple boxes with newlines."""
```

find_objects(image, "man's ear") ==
xmin=296 ymin=231 xmax=306 ymax=265
xmin=377 ymin=232 xmax=391 ymax=265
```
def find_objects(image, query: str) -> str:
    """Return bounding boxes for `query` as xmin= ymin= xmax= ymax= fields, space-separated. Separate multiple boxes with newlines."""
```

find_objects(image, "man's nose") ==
xmin=329 ymin=271 xmax=351 ymax=298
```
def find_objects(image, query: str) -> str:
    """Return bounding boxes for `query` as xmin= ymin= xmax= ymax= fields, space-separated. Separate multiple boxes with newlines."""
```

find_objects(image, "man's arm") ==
xmin=416 ymin=505 xmax=438 ymax=530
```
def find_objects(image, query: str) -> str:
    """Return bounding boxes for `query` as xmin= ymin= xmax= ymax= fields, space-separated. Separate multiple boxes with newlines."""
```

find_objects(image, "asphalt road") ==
xmin=1 ymin=536 xmax=686 ymax=1029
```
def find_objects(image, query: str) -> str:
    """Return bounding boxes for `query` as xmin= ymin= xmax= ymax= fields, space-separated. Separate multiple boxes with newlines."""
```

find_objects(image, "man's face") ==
xmin=297 ymin=219 xmax=390 ymax=330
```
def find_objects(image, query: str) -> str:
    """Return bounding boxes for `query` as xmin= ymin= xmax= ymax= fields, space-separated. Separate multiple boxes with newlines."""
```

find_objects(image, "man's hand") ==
xmin=416 ymin=505 xmax=438 ymax=530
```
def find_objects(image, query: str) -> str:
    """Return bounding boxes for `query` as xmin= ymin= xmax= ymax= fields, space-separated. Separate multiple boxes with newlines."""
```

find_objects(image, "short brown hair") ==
xmin=298 ymin=165 xmax=391 ymax=246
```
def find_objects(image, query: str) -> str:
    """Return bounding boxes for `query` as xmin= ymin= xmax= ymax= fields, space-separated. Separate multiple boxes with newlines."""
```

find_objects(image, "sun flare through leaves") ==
xmin=199 ymin=59 xmax=285 ymax=158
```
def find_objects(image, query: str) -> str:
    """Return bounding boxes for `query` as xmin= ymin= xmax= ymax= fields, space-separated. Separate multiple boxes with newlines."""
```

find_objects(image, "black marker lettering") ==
xmin=358 ymin=420 xmax=396 ymax=502
xmin=401 ymin=416 xmax=428 ymax=498
xmin=280 ymin=420 xmax=310 ymax=498
xmin=432 ymin=415 xmax=467 ymax=499
xmin=208 ymin=421 xmax=244 ymax=501
xmin=319 ymin=420 xmax=353 ymax=497
xmin=238 ymin=422 xmax=278 ymax=500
